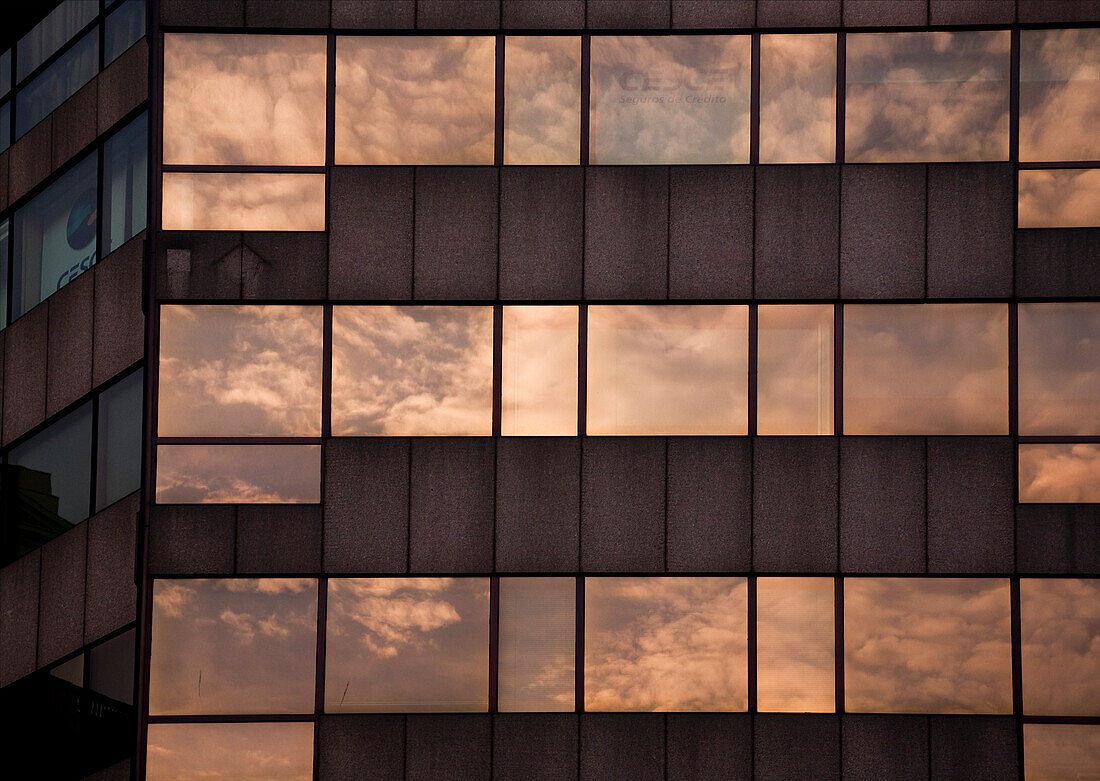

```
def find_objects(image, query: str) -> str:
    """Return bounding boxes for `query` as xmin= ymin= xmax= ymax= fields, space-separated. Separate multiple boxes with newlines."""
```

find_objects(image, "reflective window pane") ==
xmin=0 ymin=100 xmax=10 ymax=154
xmin=16 ymin=28 xmax=98 ymax=139
xmin=155 ymin=444 xmax=321 ymax=504
xmin=102 ymin=111 xmax=148 ymax=255
xmin=498 ymin=577 xmax=575 ymax=712
xmin=50 ymin=653 xmax=84 ymax=687
xmin=585 ymin=577 xmax=748 ymax=712
xmin=845 ymin=31 xmax=1010 ymax=162
xmin=17 ymin=0 xmax=98 ymax=78
xmin=104 ymin=0 xmax=145 ymax=66
xmin=89 ymin=628 xmax=136 ymax=705
xmin=758 ymin=305 xmax=834 ymax=435
xmin=504 ymin=36 xmax=581 ymax=165
xmin=1018 ymin=443 xmax=1100 ymax=503
xmin=326 ymin=578 xmax=490 ymax=713
xmin=163 ymin=34 xmax=326 ymax=165
xmin=843 ymin=304 xmax=1008 ymax=435
xmin=1020 ymin=28 xmax=1100 ymax=162
xmin=1021 ymin=579 xmax=1100 ymax=716
xmin=161 ymin=172 xmax=326 ymax=232
xmin=759 ymin=34 xmax=836 ymax=164
xmin=502 ymin=305 xmax=578 ymax=436
xmin=336 ymin=36 xmax=495 ymax=165
xmin=590 ymin=35 xmax=750 ymax=164
xmin=1019 ymin=303 xmax=1100 ymax=436
xmin=13 ymin=153 xmax=98 ymax=320
xmin=332 ymin=306 xmax=494 ymax=436
xmin=96 ymin=369 xmax=143 ymax=512
xmin=1 ymin=49 xmax=9 ymax=96
xmin=844 ymin=578 xmax=1012 ymax=714
xmin=587 ymin=305 xmax=749 ymax=435
xmin=757 ymin=577 xmax=834 ymax=713
xmin=1023 ymin=724 xmax=1100 ymax=781
xmin=146 ymin=722 xmax=314 ymax=781
xmin=149 ymin=579 xmax=317 ymax=715
xmin=158 ymin=305 xmax=323 ymax=437
xmin=1018 ymin=168 xmax=1100 ymax=228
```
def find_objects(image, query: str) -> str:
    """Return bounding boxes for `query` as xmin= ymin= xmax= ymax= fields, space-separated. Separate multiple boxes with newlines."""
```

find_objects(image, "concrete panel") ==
xmin=245 ymin=0 xmax=330 ymax=26
xmin=755 ymin=714 xmax=840 ymax=781
xmin=1016 ymin=505 xmax=1100 ymax=575
xmin=51 ymin=79 xmax=97 ymax=170
xmin=4 ymin=303 xmax=48 ymax=446
xmin=496 ymin=438 xmax=580 ymax=572
xmin=927 ymin=164 xmax=1013 ymax=298
xmin=317 ymin=715 xmax=405 ymax=781
xmin=671 ymin=1 xmax=756 ymax=27
xmin=927 ymin=438 xmax=1013 ymax=573
xmin=414 ymin=168 xmax=498 ymax=300
xmin=36 ymin=525 xmax=86 ymax=667
xmin=500 ymin=167 xmax=584 ymax=299
xmin=757 ymin=0 xmax=842 ymax=25
xmin=840 ymin=437 xmax=926 ymax=573
xmin=236 ymin=506 xmax=322 ymax=574
xmin=753 ymin=438 xmax=838 ymax=572
xmin=842 ymin=715 xmax=929 ymax=781
xmin=843 ymin=0 xmax=928 ymax=25
xmin=329 ymin=167 xmax=413 ymax=300
xmin=84 ymin=493 xmax=138 ymax=644
xmin=581 ymin=437 xmax=665 ymax=572
xmin=158 ymin=232 xmax=243 ymax=299
xmin=46 ymin=270 xmax=94 ymax=417
xmin=0 ymin=550 xmax=40 ymax=687
xmin=667 ymin=437 xmax=751 ymax=572
xmin=8 ymin=115 xmax=51 ymax=204
xmin=579 ymin=714 xmax=663 ymax=781
xmin=161 ymin=0 xmax=244 ymax=25
xmin=409 ymin=438 xmax=494 ymax=572
xmin=242 ymin=233 xmax=328 ymax=299
xmin=147 ymin=506 xmax=235 ymax=576
xmin=667 ymin=714 xmax=752 ymax=781
xmin=587 ymin=0 xmax=671 ymax=27
xmin=1016 ymin=229 xmax=1100 ymax=298
xmin=670 ymin=166 xmax=753 ymax=299
xmin=501 ymin=0 xmax=586 ymax=27
xmin=331 ymin=0 xmax=415 ymax=27
xmin=324 ymin=438 xmax=409 ymax=574
xmin=93 ymin=235 xmax=145 ymax=387
xmin=417 ymin=0 xmax=500 ymax=27
xmin=929 ymin=716 xmax=1016 ymax=781
xmin=755 ymin=165 xmax=840 ymax=299
xmin=929 ymin=0 xmax=1015 ymax=24
xmin=1018 ymin=0 xmax=1100 ymax=22
xmin=406 ymin=715 xmax=491 ymax=781
xmin=841 ymin=165 xmax=926 ymax=299
xmin=493 ymin=714 xmax=579 ymax=781
xmin=98 ymin=41 xmax=147 ymax=136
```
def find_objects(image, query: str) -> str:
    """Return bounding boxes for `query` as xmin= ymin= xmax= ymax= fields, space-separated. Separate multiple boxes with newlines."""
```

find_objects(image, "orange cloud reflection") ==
xmin=147 ymin=722 xmax=314 ymax=781
xmin=757 ymin=577 xmax=835 ymax=713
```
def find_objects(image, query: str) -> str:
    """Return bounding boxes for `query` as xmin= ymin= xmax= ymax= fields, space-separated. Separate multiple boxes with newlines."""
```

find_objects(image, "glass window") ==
xmin=102 ymin=111 xmax=148 ymax=255
xmin=89 ymin=628 xmax=135 ymax=705
xmin=96 ymin=369 xmax=143 ymax=512
xmin=759 ymin=34 xmax=836 ymax=164
xmin=325 ymin=578 xmax=490 ymax=713
xmin=104 ymin=0 xmax=144 ymax=66
xmin=158 ymin=305 xmax=323 ymax=437
xmin=757 ymin=304 xmax=834 ymax=435
xmin=161 ymin=172 xmax=326 ymax=232
xmin=845 ymin=31 xmax=1010 ymax=162
xmin=757 ymin=577 xmax=834 ymax=713
xmin=331 ymin=306 xmax=494 ymax=436
xmin=843 ymin=304 xmax=1008 ymax=435
xmin=498 ymin=577 xmax=575 ymax=713
xmin=1 ymin=49 xmax=10 ymax=96
xmin=17 ymin=0 xmax=98 ymax=79
xmin=163 ymin=34 xmax=326 ymax=166
xmin=0 ymin=100 xmax=9 ymax=154
xmin=844 ymin=578 xmax=1012 ymax=714
xmin=1020 ymin=28 xmax=1100 ymax=162
xmin=1021 ymin=579 xmax=1100 ymax=717
xmin=504 ymin=36 xmax=581 ymax=165
xmin=336 ymin=36 xmax=495 ymax=165
xmin=149 ymin=579 xmax=317 ymax=715
xmin=16 ymin=27 xmax=98 ymax=139
xmin=1018 ymin=444 xmax=1100 ymax=503
xmin=1023 ymin=725 xmax=1100 ymax=781
xmin=49 ymin=653 xmax=84 ymax=687
xmin=13 ymin=153 xmax=98 ymax=320
xmin=502 ymin=305 xmax=578 ymax=436
xmin=1018 ymin=169 xmax=1100 ymax=229
xmin=584 ymin=576 xmax=748 ymax=712
xmin=590 ymin=35 xmax=750 ymax=164
xmin=1019 ymin=303 xmax=1100 ymax=436
xmin=146 ymin=723 xmax=314 ymax=781
xmin=155 ymin=445 xmax=321 ymax=504
xmin=587 ymin=305 xmax=749 ymax=435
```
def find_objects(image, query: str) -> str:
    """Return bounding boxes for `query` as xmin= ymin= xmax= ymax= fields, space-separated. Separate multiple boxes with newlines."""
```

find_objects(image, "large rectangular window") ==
xmin=102 ymin=112 xmax=149 ymax=255
xmin=1020 ymin=579 xmax=1100 ymax=717
xmin=95 ymin=369 xmax=143 ymax=512
xmin=146 ymin=723 xmax=314 ymax=781
xmin=1018 ymin=168 xmax=1100 ymax=228
xmin=501 ymin=305 xmax=578 ymax=436
xmin=1020 ymin=28 xmax=1100 ymax=162
xmin=498 ymin=577 xmax=576 ymax=712
xmin=161 ymin=172 xmax=325 ymax=232
xmin=1018 ymin=443 xmax=1100 ymax=503
xmin=155 ymin=444 xmax=321 ymax=504
xmin=759 ymin=34 xmax=836 ymax=164
xmin=504 ymin=36 xmax=582 ymax=165
xmin=757 ymin=577 xmax=835 ymax=713
xmin=1023 ymin=725 xmax=1100 ymax=781
xmin=16 ymin=27 xmax=98 ymax=138
xmin=1018 ymin=303 xmax=1100 ymax=436
xmin=757 ymin=305 xmax=834 ymax=435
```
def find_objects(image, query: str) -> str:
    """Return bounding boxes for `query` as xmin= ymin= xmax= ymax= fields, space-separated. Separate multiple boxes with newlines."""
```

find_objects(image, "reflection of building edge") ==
xmin=1 ymin=464 xmax=69 ymax=562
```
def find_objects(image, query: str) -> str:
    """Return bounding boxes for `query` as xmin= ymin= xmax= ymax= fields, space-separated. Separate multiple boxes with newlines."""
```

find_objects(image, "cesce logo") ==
xmin=616 ymin=68 xmax=732 ymax=92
